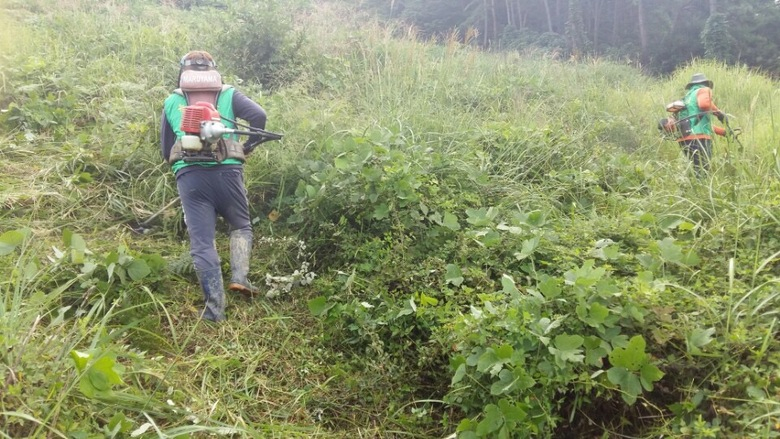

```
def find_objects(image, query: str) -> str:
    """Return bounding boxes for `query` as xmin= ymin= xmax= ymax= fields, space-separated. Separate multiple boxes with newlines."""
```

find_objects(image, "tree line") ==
xmin=356 ymin=0 xmax=780 ymax=76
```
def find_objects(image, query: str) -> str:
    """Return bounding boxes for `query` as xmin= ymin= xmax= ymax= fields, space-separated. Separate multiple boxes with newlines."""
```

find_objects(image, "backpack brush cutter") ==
xmin=180 ymin=101 xmax=283 ymax=153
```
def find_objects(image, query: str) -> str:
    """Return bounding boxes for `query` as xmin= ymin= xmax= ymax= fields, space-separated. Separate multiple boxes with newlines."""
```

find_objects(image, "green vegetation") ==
xmin=1 ymin=0 xmax=779 ymax=437
xmin=356 ymin=0 xmax=780 ymax=76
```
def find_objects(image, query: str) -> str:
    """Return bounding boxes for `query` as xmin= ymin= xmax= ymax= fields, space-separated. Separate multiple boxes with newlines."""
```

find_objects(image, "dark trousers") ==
xmin=680 ymin=138 xmax=712 ymax=174
xmin=176 ymin=165 xmax=251 ymax=272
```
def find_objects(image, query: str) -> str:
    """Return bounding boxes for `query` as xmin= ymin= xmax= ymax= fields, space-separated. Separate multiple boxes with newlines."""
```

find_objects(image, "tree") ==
xmin=353 ymin=0 xmax=780 ymax=76
xmin=701 ymin=13 xmax=735 ymax=63
xmin=565 ymin=0 xmax=589 ymax=57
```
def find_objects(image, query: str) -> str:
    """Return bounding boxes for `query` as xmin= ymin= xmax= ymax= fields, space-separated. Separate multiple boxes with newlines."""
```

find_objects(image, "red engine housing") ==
xmin=181 ymin=102 xmax=221 ymax=135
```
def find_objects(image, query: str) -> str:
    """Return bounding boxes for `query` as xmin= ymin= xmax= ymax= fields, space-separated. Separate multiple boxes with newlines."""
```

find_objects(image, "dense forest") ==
xmin=356 ymin=0 xmax=780 ymax=75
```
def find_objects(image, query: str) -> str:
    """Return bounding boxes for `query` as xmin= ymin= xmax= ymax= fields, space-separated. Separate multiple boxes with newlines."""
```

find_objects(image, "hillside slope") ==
xmin=1 ymin=1 xmax=779 ymax=438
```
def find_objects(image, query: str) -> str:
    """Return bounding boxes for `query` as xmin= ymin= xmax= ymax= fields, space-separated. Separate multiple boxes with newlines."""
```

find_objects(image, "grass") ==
xmin=1 ymin=0 xmax=779 ymax=437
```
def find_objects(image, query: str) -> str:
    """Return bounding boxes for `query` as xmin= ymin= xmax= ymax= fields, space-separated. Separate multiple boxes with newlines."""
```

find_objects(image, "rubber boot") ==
xmin=196 ymin=267 xmax=226 ymax=321
xmin=228 ymin=229 xmax=259 ymax=297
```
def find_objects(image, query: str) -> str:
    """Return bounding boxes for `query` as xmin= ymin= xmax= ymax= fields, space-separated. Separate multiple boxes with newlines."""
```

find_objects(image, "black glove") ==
xmin=714 ymin=111 xmax=726 ymax=123
xmin=243 ymin=138 xmax=260 ymax=154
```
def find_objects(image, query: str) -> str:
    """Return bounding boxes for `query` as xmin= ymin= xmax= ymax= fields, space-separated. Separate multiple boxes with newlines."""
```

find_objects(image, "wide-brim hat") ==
xmin=686 ymin=73 xmax=713 ymax=89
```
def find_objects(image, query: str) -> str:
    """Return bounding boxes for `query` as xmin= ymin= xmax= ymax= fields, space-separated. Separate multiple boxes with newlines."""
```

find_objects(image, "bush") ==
xmin=216 ymin=0 xmax=308 ymax=91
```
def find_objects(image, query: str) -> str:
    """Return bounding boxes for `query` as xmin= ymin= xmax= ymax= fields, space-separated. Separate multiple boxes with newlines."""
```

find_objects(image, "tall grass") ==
xmin=1 ymin=0 xmax=779 ymax=437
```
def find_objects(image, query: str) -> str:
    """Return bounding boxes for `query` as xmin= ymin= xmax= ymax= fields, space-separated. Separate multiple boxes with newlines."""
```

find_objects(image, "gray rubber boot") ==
xmin=228 ymin=229 xmax=259 ymax=297
xmin=196 ymin=267 xmax=226 ymax=321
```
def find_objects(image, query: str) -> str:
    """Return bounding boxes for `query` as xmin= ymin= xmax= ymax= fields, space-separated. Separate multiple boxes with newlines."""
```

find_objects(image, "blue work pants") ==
xmin=176 ymin=165 xmax=251 ymax=272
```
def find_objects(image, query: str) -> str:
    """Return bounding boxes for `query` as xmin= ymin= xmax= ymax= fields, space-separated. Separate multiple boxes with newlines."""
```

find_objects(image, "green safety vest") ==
xmin=679 ymin=84 xmax=713 ymax=137
xmin=163 ymin=86 xmax=241 ymax=173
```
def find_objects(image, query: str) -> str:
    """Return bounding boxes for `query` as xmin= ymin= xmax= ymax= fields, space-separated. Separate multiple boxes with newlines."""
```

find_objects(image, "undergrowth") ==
xmin=1 ymin=0 xmax=779 ymax=438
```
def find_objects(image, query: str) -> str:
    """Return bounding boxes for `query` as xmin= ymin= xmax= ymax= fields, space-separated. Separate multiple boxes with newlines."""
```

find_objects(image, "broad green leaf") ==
xmin=0 ymin=229 xmax=29 ymax=256
xmin=659 ymin=217 xmax=684 ymax=231
xmin=490 ymin=369 xmax=516 ymax=395
xmin=495 ymin=344 xmax=513 ymax=360
xmin=69 ymin=232 xmax=87 ymax=252
xmin=514 ymin=369 xmax=536 ymax=391
xmin=607 ymin=366 xmax=641 ymax=404
xmin=75 ymin=172 xmax=93 ymax=183
xmin=396 ymin=299 xmax=415 ymax=318
xmin=514 ymin=237 xmax=540 ymax=260
xmin=107 ymin=412 xmax=133 ymax=435
xmin=23 ymin=260 xmax=39 ymax=280
xmin=585 ymin=343 xmax=608 ymax=367
xmin=475 ymin=404 xmax=503 ymax=436
xmin=103 ymin=252 xmax=119 ymax=265
xmin=63 ymin=229 xmax=73 ymax=246
xmin=126 ymin=259 xmax=151 ymax=281
xmin=466 ymin=348 xmax=483 ymax=367
xmin=637 ymin=254 xmax=661 ymax=271
xmin=564 ymin=260 xmax=605 ymax=288
xmin=372 ymin=203 xmax=389 ymax=220
xmin=451 ymin=363 xmax=467 ymax=386
xmin=75 ymin=352 xmax=124 ymax=398
xmin=680 ymin=249 xmax=701 ymax=266
xmin=538 ymin=275 xmax=561 ymax=299
xmin=477 ymin=230 xmax=501 ymax=247
xmin=307 ymin=296 xmax=333 ymax=316
xmin=550 ymin=334 xmax=585 ymax=364
xmin=640 ymin=363 xmax=664 ymax=391
xmin=608 ymin=335 xmax=647 ymax=371
xmin=498 ymin=399 xmax=526 ymax=423
xmin=555 ymin=334 xmax=585 ymax=351
xmin=79 ymin=377 xmax=96 ymax=398
xmin=88 ymin=368 xmax=111 ymax=391
xmin=601 ymin=244 xmax=620 ymax=259
xmin=658 ymin=238 xmax=683 ymax=263
xmin=477 ymin=349 xmax=502 ymax=375
xmin=417 ymin=292 xmax=438 ymax=306
xmin=590 ymin=239 xmax=620 ymax=260
xmin=686 ymin=327 xmax=716 ymax=354
xmin=678 ymin=221 xmax=696 ymax=231
xmin=747 ymin=385 xmax=767 ymax=400
xmin=465 ymin=207 xmax=498 ymax=227
xmin=521 ymin=210 xmax=546 ymax=227
xmin=81 ymin=261 xmax=97 ymax=276
xmin=334 ymin=155 xmax=349 ymax=170
xmin=457 ymin=419 xmax=478 ymax=437
xmin=92 ymin=355 xmax=124 ymax=387
xmin=585 ymin=302 xmax=610 ymax=327
xmin=500 ymin=274 xmax=520 ymax=297
xmin=140 ymin=253 xmax=165 ymax=272
xmin=442 ymin=212 xmax=461 ymax=231
xmin=70 ymin=350 xmax=90 ymax=372
xmin=445 ymin=264 xmax=464 ymax=287
xmin=638 ymin=212 xmax=655 ymax=223
xmin=496 ymin=222 xmax=523 ymax=235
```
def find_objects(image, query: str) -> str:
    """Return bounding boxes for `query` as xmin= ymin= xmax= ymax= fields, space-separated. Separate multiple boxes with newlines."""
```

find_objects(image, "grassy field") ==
xmin=1 ymin=0 xmax=779 ymax=438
